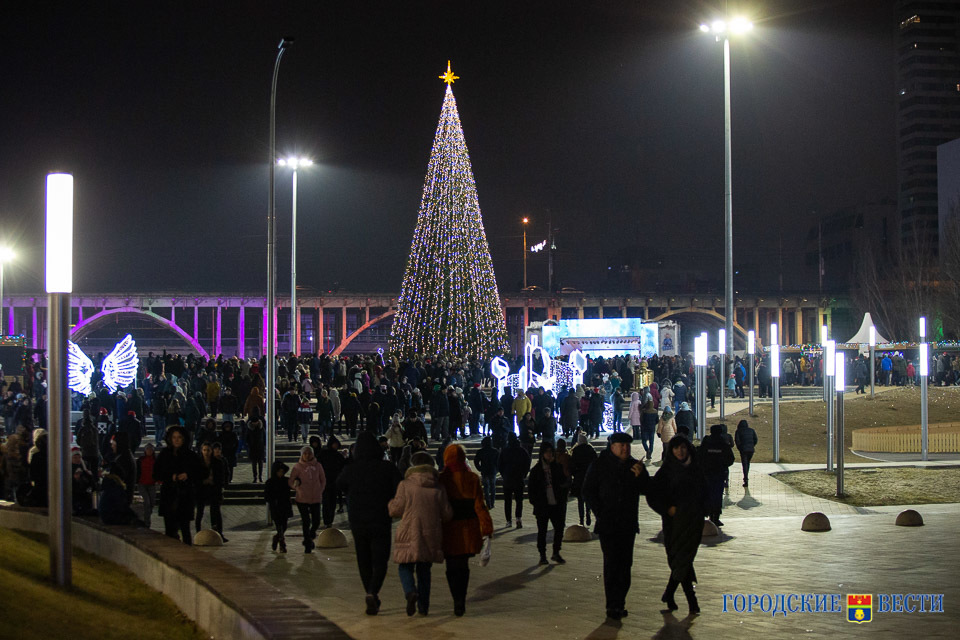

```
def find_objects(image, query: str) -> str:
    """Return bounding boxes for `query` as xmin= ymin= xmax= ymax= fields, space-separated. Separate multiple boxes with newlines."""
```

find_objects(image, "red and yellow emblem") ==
xmin=847 ymin=594 xmax=872 ymax=624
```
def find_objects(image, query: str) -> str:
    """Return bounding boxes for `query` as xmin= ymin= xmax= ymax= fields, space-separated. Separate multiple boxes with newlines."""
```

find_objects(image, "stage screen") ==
xmin=541 ymin=319 xmax=658 ymax=358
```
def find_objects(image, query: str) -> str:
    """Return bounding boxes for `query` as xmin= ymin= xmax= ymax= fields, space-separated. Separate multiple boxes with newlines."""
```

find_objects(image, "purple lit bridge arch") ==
xmin=70 ymin=307 xmax=210 ymax=358
xmin=330 ymin=309 xmax=395 ymax=357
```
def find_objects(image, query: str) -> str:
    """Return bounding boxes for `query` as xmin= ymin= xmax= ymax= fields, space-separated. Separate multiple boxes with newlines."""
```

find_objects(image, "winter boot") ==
xmin=661 ymin=579 xmax=679 ymax=611
xmin=682 ymin=579 xmax=700 ymax=615
xmin=272 ymin=533 xmax=279 ymax=551
xmin=279 ymin=536 xmax=287 ymax=553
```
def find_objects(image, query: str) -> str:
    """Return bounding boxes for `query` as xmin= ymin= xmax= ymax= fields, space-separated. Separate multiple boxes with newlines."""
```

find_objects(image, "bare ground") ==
xmin=772 ymin=466 xmax=960 ymax=506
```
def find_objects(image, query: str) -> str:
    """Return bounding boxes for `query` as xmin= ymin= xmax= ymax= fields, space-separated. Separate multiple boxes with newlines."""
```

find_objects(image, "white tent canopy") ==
xmin=846 ymin=312 xmax=889 ymax=345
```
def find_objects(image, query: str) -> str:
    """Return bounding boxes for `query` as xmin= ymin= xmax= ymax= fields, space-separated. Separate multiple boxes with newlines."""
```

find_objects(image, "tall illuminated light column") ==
xmin=919 ymin=317 xmax=928 ymax=461
xmin=695 ymin=333 xmax=707 ymax=440
xmin=277 ymin=156 xmax=312 ymax=356
xmin=718 ymin=328 xmax=726 ymax=419
xmin=700 ymin=16 xmax=753 ymax=359
xmin=266 ymin=37 xmax=293 ymax=514
xmin=747 ymin=329 xmax=755 ymax=416
xmin=835 ymin=351 xmax=846 ymax=496
xmin=770 ymin=323 xmax=780 ymax=463
xmin=522 ymin=217 xmax=529 ymax=288
xmin=825 ymin=339 xmax=836 ymax=471
xmin=45 ymin=173 xmax=73 ymax=587
xmin=0 ymin=246 xmax=13 ymax=335
xmin=821 ymin=324 xmax=828 ymax=402
xmin=868 ymin=324 xmax=876 ymax=399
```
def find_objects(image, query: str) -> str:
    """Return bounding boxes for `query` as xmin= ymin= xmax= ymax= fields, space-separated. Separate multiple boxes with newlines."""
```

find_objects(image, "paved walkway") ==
xmin=161 ymin=440 xmax=959 ymax=638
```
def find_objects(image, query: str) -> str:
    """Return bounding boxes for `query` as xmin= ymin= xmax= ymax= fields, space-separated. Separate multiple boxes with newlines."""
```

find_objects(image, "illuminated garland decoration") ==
xmin=67 ymin=341 xmax=95 ymax=396
xmin=67 ymin=334 xmax=140 ymax=395
xmin=389 ymin=63 xmax=509 ymax=359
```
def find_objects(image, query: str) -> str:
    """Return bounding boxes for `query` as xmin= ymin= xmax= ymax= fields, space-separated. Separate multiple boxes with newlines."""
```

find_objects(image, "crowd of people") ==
xmin=0 ymin=342 xmax=944 ymax=621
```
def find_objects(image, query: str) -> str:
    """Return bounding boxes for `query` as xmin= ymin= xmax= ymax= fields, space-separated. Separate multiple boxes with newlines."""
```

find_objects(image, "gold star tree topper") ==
xmin=439 ymin=60 xmax=459 ymax=85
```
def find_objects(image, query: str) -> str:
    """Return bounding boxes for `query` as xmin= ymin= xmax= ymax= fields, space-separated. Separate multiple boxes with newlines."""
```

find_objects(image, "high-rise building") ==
xmin=896 ymin=0 xmax=960 ymax=257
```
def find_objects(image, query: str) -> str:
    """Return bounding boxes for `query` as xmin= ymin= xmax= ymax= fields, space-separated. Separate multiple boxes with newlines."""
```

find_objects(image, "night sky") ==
xmin=0 ymin=1 xmax=895 ymax=297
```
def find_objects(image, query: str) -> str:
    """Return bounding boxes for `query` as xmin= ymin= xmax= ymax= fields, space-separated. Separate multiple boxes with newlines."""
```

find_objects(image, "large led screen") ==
xmin=541 ymin=318 xmax=658 ymax=358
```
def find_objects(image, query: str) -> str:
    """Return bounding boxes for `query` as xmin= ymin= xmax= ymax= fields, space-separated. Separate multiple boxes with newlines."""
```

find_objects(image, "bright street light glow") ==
xmin=711 ymin=19 xmax=727 ymax=33
xmin=919 ymin=316 xmax=926 ymax=339
xmin=920 ymin=343 xmax=929 ymax=376
xmin=869 ymin=325 xmax=876 ymax=347
xmin=701 ymin=17 xmax=753 ymax=35
xmin=835 ymin=352 xmax=845 ymax=388
xmin=771 ymin=344 xmax=780 ymax=378
xmin=770 ymin=323 xmax=778 ymax=346
xmin=45 ymin=173 xmax=73 ymax=294
xmin=522 ymin=217 xmax=529 ymax=224
xmin=821 ymin=324 xmax=828 ymax=344
xmin=747 ymin=330 xmax=755 ymax=354
xmin=699 ymin=24 xmax=710 ymax=32
xmin=730 ymin=17 xmax=754 ymax=34
xmin=826 ymin=340 xmax=836 ymax=376
xmin=277 ymin=157 xmax=313 ymax=169
xmin=718 ymin=328 xmax=726 ymax=354
xmin=0 ymin=246 xmax=13 ymax=263
xmin=695 ymin=334 xmax=707 ymax=366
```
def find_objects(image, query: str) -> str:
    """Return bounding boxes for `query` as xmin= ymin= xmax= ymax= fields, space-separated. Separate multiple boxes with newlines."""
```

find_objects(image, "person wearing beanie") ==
xmin=528 ymin=440 xmax=570 ymax=565
xmin=656 ymin=408 xmax=678 ymax=461
xmin=569 ymin=433 xmax=598 ymax=527
xmin=581 ymin=431 xmax=649 ymax=620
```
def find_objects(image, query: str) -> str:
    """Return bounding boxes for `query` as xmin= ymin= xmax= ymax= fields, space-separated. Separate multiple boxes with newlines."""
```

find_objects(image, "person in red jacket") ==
xmin=136 ymin=443 xmax=158 ymax=528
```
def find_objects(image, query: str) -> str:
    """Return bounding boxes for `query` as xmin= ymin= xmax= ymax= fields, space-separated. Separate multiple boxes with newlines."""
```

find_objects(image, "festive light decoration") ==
xmin=569 ymin=349 xmax=587 ymax=387
xmin=101 ymin=334 xmax=140 ymax=393
xmin=66 ymin=341 xmax=94 ymax=396
xmin=530 ymin=240 xmax=547 ymax=253
xmin=376 ymin=347 xmax=385 ymax=367
xmin=389 ymin=63 xmax=509 ymax=359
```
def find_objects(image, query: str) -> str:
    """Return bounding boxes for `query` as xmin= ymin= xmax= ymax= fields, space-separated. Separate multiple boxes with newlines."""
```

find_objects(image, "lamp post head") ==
xmin=522 ymin=217 xmax=529 ymax=225
xmin=747 ymin=330 xmax=755 ymax=355
xmin=700 ymin=17 xmax=753 ymax=35
xmin=0 ymin=246 xmax=13 ymax=263
xmin=919 ymin=317 xmax=926 ymax=339
xmin=277 ymin=157 xmax=313 ymax=169
xmin=869 ymin=325 xmax=876 ymax=347
xmin=279 ymin=38 xmax=294 ymax=50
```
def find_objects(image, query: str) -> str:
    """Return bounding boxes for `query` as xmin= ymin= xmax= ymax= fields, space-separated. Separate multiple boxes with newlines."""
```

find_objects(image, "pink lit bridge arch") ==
xmin=330 ymin=309 xmax=395 ymax=356
xmin=70 ymin=306 xmax=210 ymax=358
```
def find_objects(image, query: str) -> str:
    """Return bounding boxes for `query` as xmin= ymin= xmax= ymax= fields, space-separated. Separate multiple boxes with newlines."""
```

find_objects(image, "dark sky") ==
xmin=0 ymin=0 xmax=896 ymax=297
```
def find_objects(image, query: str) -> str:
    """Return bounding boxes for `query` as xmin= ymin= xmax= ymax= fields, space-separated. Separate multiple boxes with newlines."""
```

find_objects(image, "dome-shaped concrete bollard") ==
xmin=702 ymin=520 xmax=720 ymax=537
xmin=801 ymin=512 xmax=831 ymax=532
xmin=193 ymin=529 xmax=224 ymax=546
xmin=316 ymin=527 xmax=349 ymax=548
xmin=563 ymin=524 xmax=592 ymax=542
xmin=895 ymin=509 xmax=924 ymax=527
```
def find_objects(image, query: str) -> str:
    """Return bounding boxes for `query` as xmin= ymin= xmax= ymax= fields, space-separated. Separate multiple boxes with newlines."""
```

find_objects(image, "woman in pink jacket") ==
xmin=627 ymin=391 xmax=643 ymax=440
xmin=289 ymin=446 xmax=326 ymax=553
xmin=388 ymin=451 xmax=453 ymax=617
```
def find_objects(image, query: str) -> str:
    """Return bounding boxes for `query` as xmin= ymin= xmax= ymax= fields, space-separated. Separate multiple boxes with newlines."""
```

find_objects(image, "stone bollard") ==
xmin=801 ymin=512 xmax=831 ymax=532
xmin=702 ymin=520 xmax=720 ymax=537
xmin=193 ymin=529 xmax=224 ymax=546
xmin=563 ymin=524 xmax=592 ymax=542
xmin=895 ymin=509 xmax=924 ymax=527
xmin=316 ymin=527 xmax=349 ymax=548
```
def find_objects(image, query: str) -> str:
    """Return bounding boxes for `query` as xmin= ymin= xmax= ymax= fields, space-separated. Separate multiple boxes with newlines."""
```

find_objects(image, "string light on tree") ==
xmin=389 ymin=62 xmax=509 ymax=359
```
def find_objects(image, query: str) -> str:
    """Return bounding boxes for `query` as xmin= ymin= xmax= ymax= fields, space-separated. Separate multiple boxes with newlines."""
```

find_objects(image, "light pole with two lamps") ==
xmin=699 ymin=16 xmax=753 ymax=359
xmin=277 ymin=156 xmax=312 ymax=356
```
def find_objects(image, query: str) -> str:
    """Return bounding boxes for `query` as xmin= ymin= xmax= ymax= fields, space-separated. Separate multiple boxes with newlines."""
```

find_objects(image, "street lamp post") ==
xmin=267 ymin=38 xmax=293 ymax=516
xmin=835 ymin=351 xmax=846 ymax=496
xmin=0 ymin=246 xmax=13 ymax=335
xmin=45 ymin=172 xmax=73 ymax=587
xmin=821 ymin=324 xmax=828 ymax=402
xmin=869 ymin=325 xmax=876 ymax=399
xmin=522 ymin=217 xmax=529 ymax=288
xmin=277 ymin=156 xmax=312 ymax=356
xmin=920 ymin=317 xmax=928 ymax=461
xmin=747 ymin=329 xmax=755 ymax=416
xmin=695 ymin=333 xmax=707 ymax=440
xmin=700 ymin=17 xmax=752 ymax=359
xmin=718 ymin=328 xmax=726 ymax=420
xmin=825 ymin=339 xmax=836 ymax=471
xmin=771 ymin=323 xmax=780 ymax=463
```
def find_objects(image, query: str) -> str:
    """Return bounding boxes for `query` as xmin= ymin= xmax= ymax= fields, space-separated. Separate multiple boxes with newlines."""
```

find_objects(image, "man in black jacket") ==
xmin=581 ymin=431 xmax=649 ymax=620
xmin=473 ymin=436 xmax=500 ymax=509
xmin=528 ymin=441 xmax=569 ymax=565
xmin=337 ymin=431 xmax=402 ymax=615
xmin=700 ymin=425 xmax=735 ymax=526
xmin=498 ymin=433 xmax=531 ymax=529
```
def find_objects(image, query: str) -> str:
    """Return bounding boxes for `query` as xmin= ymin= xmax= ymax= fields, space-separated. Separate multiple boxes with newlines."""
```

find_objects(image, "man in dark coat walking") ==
xmin=528 ymin=440 xmax=570 ymax=565
xmin=497 ymin=433 xmax=531 ymax=529
xmin=699 ymin=425 xmax=734 ymax=526
xmin=581 ymin=431 xmax=649 ymax=620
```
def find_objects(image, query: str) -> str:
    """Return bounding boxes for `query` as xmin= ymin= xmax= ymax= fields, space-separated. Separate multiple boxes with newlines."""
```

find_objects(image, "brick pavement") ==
xmin=163 ymin=440 xmax=959 ymax=639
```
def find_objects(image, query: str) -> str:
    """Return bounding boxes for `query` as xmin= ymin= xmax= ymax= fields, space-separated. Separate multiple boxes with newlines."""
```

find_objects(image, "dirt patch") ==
xmin=710 ymin=386 xmax=960 ymax=463
xmin=772 ymin=466 xmax=960 ymax=506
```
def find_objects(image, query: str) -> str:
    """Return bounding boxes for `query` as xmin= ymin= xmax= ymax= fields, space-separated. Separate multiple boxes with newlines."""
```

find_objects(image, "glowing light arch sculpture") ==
xmin=70 ymin=306 xmax=209 ymax=358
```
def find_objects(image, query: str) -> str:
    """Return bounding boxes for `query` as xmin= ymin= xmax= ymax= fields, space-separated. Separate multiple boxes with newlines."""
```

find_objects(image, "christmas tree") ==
xmin=389 ymin=62 xmax=509 ymax=360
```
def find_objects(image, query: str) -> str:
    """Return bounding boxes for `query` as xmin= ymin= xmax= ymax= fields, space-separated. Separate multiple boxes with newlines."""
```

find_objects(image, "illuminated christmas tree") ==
xmin=389 ymin=62 xmax=509 ymax=359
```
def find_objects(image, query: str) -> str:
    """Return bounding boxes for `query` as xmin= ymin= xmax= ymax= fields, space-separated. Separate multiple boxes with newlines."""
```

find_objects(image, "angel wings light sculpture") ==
xmin=67 ymin=334 xmax=140 ymax=395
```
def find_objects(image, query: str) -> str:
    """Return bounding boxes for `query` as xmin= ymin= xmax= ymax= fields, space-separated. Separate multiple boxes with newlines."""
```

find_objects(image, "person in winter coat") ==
xmin=439 ymin=444 xmax=493 ymax=617
xmin=646 ymin=435 xmax=707 ymax=615
xmin=218 ymin=421 xmax=239 ymax=484
xmin=388 ymin=451 xmax=454 ymax=617
xmin=318 ymin=435 xmax=347 ymax=528
xmin=473 ymin=436 xmax=500 ymax=509
xmin=674 ymin=402 xmax=697 ymax=439
xmin=337 ymin=431 xmax=403 ymax=615
xmin=656 ymin=407 xmax=678 ymax=460
xmin=246 ymin=410 xmax=266 ymax=482
xmin=154 ymin=425 xmax=201 ymax=544
xmin=289 ymin=445 xmax=327 ymax=552
xmin=264 ymin=461 xmax=293 ymax=553
xmin=560 ymin=391 xmax=579 ymax=438
xmin=136 ymin=443 xmax=158 ymax=528
xmin=498 ymin=433 xmax=532 ymax=528
xmin=386 ymin=414 xmax=406 ymax=464
xmin=243 ymin=386 xmax=265 ymax=419
xmin=699 ymin=425 xmax=735 ymax=526
xmin=581 ymin=431 xmax=650 ymax=620
xmin=109 ymin=432 xmax=137 ymax=506
xmin=706 ymin=370 xmax=719 ymax=409
xmin=569 ymin=433 xmax=598 ymax=527
xmin=342 ymin=391 xmax=361 ymax=438
xmin=430 ymin=385 xmax=450 ymax=441
xmin=196 ymin=442 xmax=227 ymax=540
xmin=733 ymin=419 xmax=758 ymax=487
xmin=672 ymin=380 xmax=688 ymax=412
xmin=639 ymin=394 xmax=660 ymax=461
xmin=611 ymin=389 xmax=625 ymax=432
xmin=627 ymin=391 xmax=642 ymax=440
xmin=76 ymin=410 xmax=100 ymax=473
xmin=588 ymin=390 xmax=605 ymax=438
xmin=535 ymin=406 xmax=557 ymax=448
xmin=528 ymin=440 xmax=570 ymax=565
xmin=512 ymin=392 xmax=532 ymax=432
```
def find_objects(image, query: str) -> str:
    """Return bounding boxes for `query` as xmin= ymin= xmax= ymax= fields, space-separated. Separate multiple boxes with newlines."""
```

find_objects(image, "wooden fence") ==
xmin=852 ymin=423 xmax=960 ymax=453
